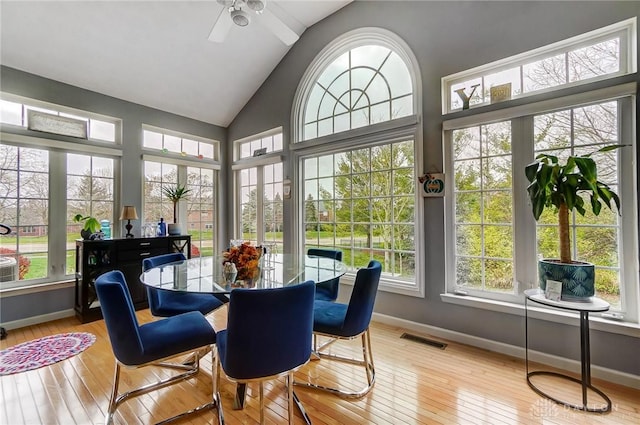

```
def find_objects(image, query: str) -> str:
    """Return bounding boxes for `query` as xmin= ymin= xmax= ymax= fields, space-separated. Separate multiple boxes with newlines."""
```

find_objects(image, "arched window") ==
xmin=294 ymin=28 xmax=419 ymax=143
xmin=292 ymin=28 xmax=423 ymax=296
xmin=302 ymin=45 xmax=414 ymax=140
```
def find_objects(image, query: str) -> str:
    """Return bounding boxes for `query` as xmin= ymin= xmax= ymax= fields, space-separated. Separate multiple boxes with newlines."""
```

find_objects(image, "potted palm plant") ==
xmin=162 ymin=184 xmax=191 ymax=235
xmin=525 ymin=145 xmax=622 ymax=300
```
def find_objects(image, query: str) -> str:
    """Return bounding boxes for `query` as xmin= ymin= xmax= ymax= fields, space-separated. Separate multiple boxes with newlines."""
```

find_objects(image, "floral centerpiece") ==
xmin=223 ymin=242 xmax=262 ymax=281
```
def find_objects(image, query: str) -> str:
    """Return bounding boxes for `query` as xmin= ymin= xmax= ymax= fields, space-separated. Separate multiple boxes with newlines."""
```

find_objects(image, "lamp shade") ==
xmin=119 ymin=206 xmax=138 ymax=221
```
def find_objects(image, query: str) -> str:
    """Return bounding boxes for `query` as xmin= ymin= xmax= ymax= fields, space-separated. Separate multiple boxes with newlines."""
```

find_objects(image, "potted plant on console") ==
xmin=525 ymin=146 xmax=622 ymax=300
xmin=162 ymin=184 xmax=191 ymax=235
xmin=73 ymin=214 xmax=101 ymax=240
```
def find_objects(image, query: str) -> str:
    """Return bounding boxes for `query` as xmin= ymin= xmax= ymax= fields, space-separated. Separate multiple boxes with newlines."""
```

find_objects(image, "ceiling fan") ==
xmin=208 ymin=0 xmax=300 ymax=46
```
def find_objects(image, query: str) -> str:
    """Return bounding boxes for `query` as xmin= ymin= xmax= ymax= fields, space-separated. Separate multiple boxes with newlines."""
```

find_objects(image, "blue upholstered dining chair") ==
xmin=214 ymin=280 xmax=316 ymax=425
xmin=143 ymin=252 xmax=225 ymax=316
xmin=307 ymin=248 xmax=343 ymax=301
xmin=95 ymin=270 xmax=223 ymax=425
xmin=295 ymin=260 xmax=382 ymax=399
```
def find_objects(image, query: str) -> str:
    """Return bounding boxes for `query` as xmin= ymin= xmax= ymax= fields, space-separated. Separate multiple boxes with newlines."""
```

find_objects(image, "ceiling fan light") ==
xmin=246 ymin=0 xmax=266 ymax=13
xmin=231 ymin=8 xmax=250 ymax=26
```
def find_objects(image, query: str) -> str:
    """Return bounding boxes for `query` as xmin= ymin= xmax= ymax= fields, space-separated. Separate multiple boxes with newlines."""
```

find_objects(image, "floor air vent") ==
xmin=400 ymin=333 xmax=447 ymax=350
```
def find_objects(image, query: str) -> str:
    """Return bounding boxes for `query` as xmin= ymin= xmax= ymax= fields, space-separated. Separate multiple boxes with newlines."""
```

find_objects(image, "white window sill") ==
xmin=440 ymin=293 xmax=640 ymax=338
xmin=340 ymin=272 xmax=424 ymax=298
xmin=0 ymin=280 xmax=74 ymax=298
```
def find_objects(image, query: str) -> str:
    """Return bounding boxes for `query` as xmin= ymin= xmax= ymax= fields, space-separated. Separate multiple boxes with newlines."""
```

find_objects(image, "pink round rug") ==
xmin=0 ymin=332 xmax=96 ymax=376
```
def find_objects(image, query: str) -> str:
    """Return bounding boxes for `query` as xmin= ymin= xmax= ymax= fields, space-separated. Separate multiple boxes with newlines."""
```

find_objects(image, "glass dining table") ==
xmin=139 ymin=253 xmax=347 ymax=423
xmin=139 ymin=253 xmax=347 ymax=295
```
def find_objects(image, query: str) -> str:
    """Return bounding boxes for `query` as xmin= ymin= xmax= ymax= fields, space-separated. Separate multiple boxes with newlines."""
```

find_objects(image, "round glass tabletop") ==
xmin=140 ymin=254 xmax=347 ymax=294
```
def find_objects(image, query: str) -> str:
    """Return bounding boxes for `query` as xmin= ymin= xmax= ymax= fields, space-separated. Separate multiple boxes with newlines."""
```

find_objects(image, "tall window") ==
xmin=0 ymin=148 xmax=118 ymax=283
xmin=293 ymin=28 xmax=422 ymax=294
xmin=233 ymin=129 xmax=284 ymax=251
xmin=143 ymin=161 xmax=177 ymax=226
xmin=534 ymin=102 xmax=623 ymax=309
xmin=443 ymin=19 xmax=637 ymax=321
xmin=238 ymin=167 xmax=258 ymax=242
xmin=66 ymin=155 xmax=114 ymax=273
xmin=303 ymin=141 xmax=416 ymax=278
xmin=187 ymin=167 xmax=215 ymax=257
xmin=452 ymin=122 xmax=513 ymax=294
xmin=142 ymin=127 xmax=219 ymax=257
xmin=0 ymin=146 xmax=49 ymax=281
xmin=1 ymin=95 xmax=121 ymax=288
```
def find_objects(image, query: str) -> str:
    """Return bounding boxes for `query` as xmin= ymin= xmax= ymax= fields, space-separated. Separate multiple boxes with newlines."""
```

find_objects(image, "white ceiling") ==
xmin=0 ymin=0 xmax=351 ymax=127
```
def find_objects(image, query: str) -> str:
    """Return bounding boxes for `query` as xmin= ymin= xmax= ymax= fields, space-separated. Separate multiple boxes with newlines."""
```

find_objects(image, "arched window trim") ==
xmin=290 ymin=28 xmax=426 ymax=298
xmin=291 ymin=27 xmax=422 ymax=146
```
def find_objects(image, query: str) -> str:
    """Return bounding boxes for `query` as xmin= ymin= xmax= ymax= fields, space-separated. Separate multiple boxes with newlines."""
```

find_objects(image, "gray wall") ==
xmin=227 ymin=1 xmax=640 ymax=375
xmin=0 ymin=65 xmax=227 ymax=323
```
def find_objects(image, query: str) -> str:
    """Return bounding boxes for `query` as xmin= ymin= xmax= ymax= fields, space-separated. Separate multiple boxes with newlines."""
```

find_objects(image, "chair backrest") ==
xmin=143 ymin=253 xmax=187 ymax=313
xmin=142 ymin=252 xmax=186 ymax=272
xmin=222 ymin=281 xmax=315 ymax=380
xmin=307 ymin=248 xmax=343 ymax=261
xmin=307 ymin=248 xmax=343 ymax=301
xmin=94 ymin=270 xmax=145 ymax=365
xmin=342 ymin=260 xmax=382 ymax=336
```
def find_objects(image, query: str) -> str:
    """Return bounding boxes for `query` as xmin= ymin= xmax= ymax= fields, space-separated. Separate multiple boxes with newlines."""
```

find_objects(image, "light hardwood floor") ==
xmin=1 ymin=308 xmax=638 ymax=425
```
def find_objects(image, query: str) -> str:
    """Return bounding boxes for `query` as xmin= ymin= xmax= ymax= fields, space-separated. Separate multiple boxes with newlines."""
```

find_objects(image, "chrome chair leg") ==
xmin=106 ymin=346 xmax=222 ymax=424
xmin=259 ymin=382 xmax=265 ymax=425
xmin=295 ymin=328 xmax=376 ymax=399
xmin=287 ymin=372 xmax=294 ymax=425
xmin=105 ymin=362 xmax=121 ymax=425
xmin=364 ymin=329 xmax=374 ymax=386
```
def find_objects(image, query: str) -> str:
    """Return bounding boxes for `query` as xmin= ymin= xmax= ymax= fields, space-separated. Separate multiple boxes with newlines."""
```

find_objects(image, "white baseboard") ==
xmin=372 ymin=312 xmax=640 ymax=390
xmin=1 ymin=309 xmax=75 ymax=331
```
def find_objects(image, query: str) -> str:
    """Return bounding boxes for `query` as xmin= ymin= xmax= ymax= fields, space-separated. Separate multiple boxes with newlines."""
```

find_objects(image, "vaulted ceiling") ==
xmin=0 ymin=1 xmax=352 ymax=127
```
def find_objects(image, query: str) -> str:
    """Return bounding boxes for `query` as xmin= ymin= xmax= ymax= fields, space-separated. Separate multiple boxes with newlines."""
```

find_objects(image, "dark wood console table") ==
xmin=74 ymin=235 xmax=191 ymax=323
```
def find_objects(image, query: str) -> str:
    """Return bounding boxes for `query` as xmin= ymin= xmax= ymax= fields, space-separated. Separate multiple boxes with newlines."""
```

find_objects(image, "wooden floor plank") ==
xmin=0 ymin=311 xmax=638 ymax=425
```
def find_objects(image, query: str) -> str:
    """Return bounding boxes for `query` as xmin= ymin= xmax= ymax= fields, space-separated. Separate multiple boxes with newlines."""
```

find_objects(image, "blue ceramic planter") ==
xmin=538 ymin=259 xmax=595 ymax=300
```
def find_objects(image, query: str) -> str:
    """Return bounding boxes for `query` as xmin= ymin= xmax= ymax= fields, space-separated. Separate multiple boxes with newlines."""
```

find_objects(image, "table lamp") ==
xmin=119 ymin=206 xmax=138 ymax=238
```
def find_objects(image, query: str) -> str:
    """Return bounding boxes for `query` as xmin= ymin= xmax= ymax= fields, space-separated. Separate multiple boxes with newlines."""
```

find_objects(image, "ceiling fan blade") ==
xmin=208 ymin=7 xmax=233 ymax=43
xmin=259 ymin=7 xmax=300 ymax=46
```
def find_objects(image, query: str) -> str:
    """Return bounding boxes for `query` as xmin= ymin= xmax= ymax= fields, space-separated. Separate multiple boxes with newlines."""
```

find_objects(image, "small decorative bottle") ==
xmin=157 ymin=218 xmax=167 ymax=236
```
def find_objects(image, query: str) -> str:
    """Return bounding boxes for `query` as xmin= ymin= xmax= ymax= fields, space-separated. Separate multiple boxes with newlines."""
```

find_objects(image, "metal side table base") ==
xmin=526 ymin=370 xmax=611 ymax=413
xmin=524 ymin=289 xmax=612 ymax=414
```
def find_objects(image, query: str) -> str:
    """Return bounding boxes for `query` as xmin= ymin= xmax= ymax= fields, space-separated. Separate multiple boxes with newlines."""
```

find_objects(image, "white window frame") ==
xmin=141 ymin=127 xmax=220 ymax=254
xmin=235 ymin=127 xmax=283 ymax=160
xmin=441 ymin=18 xmax=637 ymax=114
xmin=443 ymin=84 xmax=638 ymax=323
xmin=185 ymin=166 xmax=217 ymax=257
xmin=231 ymin=129 xmax=285 ymax=246
xmin=1 ymin=92 xmax=121 ymax=144
xmin=291 ymin=27 xmax=424 ymax=297
xmin=142 ymin=124 xmax=218 ymax=161
xmin=0 ymin=94 xmax=122 ymax=290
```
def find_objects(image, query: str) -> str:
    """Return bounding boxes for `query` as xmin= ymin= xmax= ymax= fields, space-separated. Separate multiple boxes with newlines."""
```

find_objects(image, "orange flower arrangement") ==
xmin=223 ymin=242 xmax=261 ymax=281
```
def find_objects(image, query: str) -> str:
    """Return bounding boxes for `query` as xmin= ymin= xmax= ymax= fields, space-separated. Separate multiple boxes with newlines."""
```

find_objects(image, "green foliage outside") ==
xmin=453 ymin=107 xmax=621 ymax=299
xmin=301 ymin=141 xmax=416 ymax=278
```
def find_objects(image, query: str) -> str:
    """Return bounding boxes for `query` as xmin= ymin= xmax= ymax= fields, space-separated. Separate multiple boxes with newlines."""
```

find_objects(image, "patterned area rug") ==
xmin=0 ymin=332 xmax=96 ymax=376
